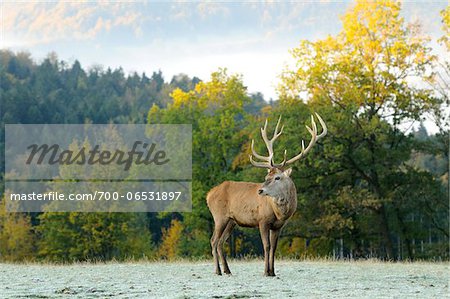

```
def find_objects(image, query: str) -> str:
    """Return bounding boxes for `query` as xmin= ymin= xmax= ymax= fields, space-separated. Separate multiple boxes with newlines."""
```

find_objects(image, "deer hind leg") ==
xmin=218 ymin=220 xmax=236 ymax=275
xmin=211 ymin=219 xmax=228 ymax=275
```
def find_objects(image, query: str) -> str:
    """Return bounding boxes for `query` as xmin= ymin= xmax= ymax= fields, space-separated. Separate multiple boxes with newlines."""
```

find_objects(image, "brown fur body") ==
xmin=207 ymin=181 xmax=296 ymax=228
xmin=206 ymin=169 xmax=297 ymax=276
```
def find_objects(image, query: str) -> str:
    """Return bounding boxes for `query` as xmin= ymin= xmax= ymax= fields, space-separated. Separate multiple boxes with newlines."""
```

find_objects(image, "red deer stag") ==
xmin=207 ymin=114 xmax=327 ymax=276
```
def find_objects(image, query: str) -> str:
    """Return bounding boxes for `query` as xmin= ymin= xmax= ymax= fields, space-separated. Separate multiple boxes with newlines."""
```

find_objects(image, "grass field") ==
xmin=0 ymin=260 xmax=448 ymax=298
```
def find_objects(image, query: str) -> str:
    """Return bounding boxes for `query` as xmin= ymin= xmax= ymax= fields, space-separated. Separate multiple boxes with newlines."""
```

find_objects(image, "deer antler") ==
xmin=284 ymin=113 xmax=327 ymax=165
xmin=250 ymin=116 xmax=286 ymax=168
xmin=249 ymin=113 xmax=327 ymax=169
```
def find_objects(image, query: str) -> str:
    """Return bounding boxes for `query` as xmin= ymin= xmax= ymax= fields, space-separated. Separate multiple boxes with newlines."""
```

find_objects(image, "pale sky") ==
xmin=1 ymin=1 xmax=448 ymax=105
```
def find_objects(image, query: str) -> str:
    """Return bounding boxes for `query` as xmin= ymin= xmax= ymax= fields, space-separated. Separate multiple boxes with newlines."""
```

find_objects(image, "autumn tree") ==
xmin=0 ymin=196 xmax=35 ymax=261
xmin=148 ymin=69 xmax=253 ymax=257
xmin=279 ymin=0 xmax=446 ymax=259
xmin=158 ymin=219 xmax=185 ymax=260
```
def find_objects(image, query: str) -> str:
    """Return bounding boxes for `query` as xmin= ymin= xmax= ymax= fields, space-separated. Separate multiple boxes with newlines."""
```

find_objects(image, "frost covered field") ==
xmin=0 ymin=260 xmax=448 ymax=298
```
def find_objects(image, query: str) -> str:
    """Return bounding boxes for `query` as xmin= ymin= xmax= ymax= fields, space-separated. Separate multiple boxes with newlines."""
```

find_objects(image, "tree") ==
xmin=158 ymin=219 xmax=185 ymax=260
xmin=0 ymin=196 xmax=35 ymax=261
xmin=148 ymin=69 xmax=253 ymax=258
xmin=279 ymin=0 xmax=446 ymax=259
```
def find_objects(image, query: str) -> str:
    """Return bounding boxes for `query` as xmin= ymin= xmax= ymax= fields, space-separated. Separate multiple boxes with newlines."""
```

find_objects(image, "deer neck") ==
xmin=269 ymin=184 xmax=297 ymax=221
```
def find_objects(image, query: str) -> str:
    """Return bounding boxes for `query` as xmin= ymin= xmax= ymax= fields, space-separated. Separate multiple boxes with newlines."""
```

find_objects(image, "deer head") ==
xmin=250 ymin=113 xmax=327 ymax=196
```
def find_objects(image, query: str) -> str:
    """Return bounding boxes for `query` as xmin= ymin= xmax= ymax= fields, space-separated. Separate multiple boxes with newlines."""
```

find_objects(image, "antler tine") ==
xmin=265 ymin=115 xmax=285 ymax=167
xmin=260 ymin=118 xmax=272 ymax=154
xmin=274 ymin=115 xmax=283 ymax=138
xmin=271 ymin=149 xmax=287 ymax=168
xmin=249 ymin=154 xmax=273 ymax=168
xmin=251 ymin=139 xmax=271 ymax=162
xmin=260 ymin=119 xmax=268 ymax=142
xmin=263 ymin=118 xmax=268 ymax=131
xmin=315 ymin=112 xmax=328 ymax=139
xmin=250 ymin=118 xmax=275 ymax=168
xmin=311 ymin=114 xmax=317 ymax=135
xmin=285 ymin=113 xmax=327 ymax=165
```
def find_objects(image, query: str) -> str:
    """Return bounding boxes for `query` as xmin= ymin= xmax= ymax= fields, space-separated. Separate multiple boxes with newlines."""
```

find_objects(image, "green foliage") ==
xmin=37 ymin=212 xmax=153 ymax=261
xmin=148 ymin=69 xmax=255 ymax=257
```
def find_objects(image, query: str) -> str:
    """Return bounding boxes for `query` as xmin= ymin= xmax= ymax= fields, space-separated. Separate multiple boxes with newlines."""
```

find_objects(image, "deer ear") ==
xmin=283 ymin=168 xmax=292 ymax=177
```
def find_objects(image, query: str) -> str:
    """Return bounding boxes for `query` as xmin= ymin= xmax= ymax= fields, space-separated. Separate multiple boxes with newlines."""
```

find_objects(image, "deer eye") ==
xmin=274 ymin=177 xmax=280 ymax=181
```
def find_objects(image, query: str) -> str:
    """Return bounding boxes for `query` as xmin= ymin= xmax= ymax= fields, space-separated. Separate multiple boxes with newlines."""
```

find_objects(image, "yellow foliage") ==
xmin=287 ymin=237 xmax=305 ymax=256
xmin=0 ymin=197 xmax=35 ymax=261
xmin=168 ymin=69 xmax=247 ymax=111
xmin=440 ymin=6 xmax=450 ymax=50
xmin=158 ymin=219 xmax=184 ymax=260
xmin=279 ymin=237 xmax=330 ymax=258
xmin=148 ymin=103 xmax=160 ymax=123
xmin=170 ymin=88 xmax=194 ymax=108
xmin=280 ymin=0 xmax=434 ymax=112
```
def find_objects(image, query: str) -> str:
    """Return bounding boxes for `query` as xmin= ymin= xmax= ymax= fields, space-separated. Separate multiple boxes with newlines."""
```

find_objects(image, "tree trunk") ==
xmin=394 ymin=206 xmax=414 ymax=260
xmin=377 ymin=204 xmax=394 ymax=259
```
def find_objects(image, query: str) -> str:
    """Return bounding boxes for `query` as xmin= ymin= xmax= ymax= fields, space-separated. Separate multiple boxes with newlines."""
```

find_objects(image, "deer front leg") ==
xmin=269 ymin=229 xmax=281 ymax=276
xmin=259 ymin=223 xmax=271 ymax=276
